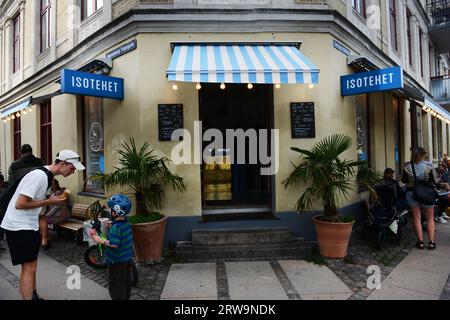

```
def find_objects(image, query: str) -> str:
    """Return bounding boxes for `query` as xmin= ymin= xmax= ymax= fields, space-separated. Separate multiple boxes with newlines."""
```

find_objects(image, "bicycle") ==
xmin=83 ymin=201 xmax=139 ymax=286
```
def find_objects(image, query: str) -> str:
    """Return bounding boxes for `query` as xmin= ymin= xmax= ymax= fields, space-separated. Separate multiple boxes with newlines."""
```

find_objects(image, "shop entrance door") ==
xmin=199 ymin=83 xmax=273 ymax=218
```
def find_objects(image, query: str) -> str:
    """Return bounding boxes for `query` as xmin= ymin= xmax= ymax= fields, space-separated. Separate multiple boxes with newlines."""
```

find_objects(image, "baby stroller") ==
xmin=366 ymin=180 xmax=408 ymax=249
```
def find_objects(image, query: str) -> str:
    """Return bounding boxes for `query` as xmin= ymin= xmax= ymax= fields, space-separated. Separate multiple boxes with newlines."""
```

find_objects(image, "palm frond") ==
xmin=283 ymin=134 xmax=371 ymax=217
xmin=89 ymin=137 xmax=185 ymax=215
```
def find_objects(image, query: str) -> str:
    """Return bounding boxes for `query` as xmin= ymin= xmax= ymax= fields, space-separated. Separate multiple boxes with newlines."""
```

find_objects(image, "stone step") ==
xmin=175 ymin=239 xmax=312 ymax=262
xmin=191 ymin=227 xmax=294 ymax=246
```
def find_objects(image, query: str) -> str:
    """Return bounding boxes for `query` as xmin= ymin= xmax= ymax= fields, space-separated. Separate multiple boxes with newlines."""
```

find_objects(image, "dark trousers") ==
xmin=108 ymin=262 xmax=130 ymax=300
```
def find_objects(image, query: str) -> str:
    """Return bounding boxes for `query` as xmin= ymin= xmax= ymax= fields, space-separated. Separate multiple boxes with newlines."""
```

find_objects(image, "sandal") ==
xmin=416 ymin=240 xmax=425 ymax=249
xmin=428 ymin=241 xmax=436 ymax=250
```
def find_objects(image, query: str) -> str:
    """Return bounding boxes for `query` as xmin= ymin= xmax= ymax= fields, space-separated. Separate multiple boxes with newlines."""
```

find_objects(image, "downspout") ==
xmin=384 ymin=92 xmax=388 ymax=169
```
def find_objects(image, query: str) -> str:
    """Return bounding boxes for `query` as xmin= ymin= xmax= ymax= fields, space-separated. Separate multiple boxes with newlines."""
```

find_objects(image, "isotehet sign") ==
xmin=340 ymin=66 xmax=403 ymax=96
xmin=61 ymin=69 xmax=124 ymax=100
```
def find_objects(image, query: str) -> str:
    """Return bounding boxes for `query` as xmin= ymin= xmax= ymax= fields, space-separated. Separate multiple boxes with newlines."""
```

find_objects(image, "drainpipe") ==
xmin=383 ymin=91 xmax=388 ymax=169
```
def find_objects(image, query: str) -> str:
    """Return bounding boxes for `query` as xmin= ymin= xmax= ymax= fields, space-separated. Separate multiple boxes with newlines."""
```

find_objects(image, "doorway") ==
xmin=199 ymin=83 xmax=274 ymax=216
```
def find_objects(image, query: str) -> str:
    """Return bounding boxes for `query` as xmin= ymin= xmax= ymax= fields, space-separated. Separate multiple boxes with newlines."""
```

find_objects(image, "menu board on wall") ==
xmin=158 ymin=104 xmax=183 ymax=141
xmin=290 ymin=102 xmax=315 ymax=139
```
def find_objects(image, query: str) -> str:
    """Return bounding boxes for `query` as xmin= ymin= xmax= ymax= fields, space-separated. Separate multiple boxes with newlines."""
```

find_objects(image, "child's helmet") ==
xmin=107 ymin=194 xmax=132 ymax=216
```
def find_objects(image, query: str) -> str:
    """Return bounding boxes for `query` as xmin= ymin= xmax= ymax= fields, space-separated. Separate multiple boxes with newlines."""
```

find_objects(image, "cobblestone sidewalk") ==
xmin=39 ymin=219 xmax=420 ymax=300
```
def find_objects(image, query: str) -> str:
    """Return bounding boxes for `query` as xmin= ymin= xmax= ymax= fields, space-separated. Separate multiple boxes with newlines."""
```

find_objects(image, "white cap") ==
xmin=56 ymin=150 xmax=85 ymax=170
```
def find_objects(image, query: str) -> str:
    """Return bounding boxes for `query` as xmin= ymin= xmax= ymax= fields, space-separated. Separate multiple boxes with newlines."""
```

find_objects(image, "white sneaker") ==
xmin=437 ymin=217 xmax=448 ymax=224
xmin=442 ymin=212 xmax=450 ymax=220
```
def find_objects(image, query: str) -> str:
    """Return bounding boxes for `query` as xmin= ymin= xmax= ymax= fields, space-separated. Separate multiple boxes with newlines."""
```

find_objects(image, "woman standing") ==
xmin=402 ymin=147 xmax=437 ymax=250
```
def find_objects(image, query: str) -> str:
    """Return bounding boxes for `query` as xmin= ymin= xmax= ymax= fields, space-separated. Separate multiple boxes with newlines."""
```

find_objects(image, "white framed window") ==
xmin=82 ymin=0 xmax=103 ymax=21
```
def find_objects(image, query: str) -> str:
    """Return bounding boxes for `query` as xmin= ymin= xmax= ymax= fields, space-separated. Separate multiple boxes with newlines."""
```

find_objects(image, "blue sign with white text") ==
xmin=341 ymin=66 xmax=403 ymax=96
xmin=61 ymin=69 xmax=124 ymax=100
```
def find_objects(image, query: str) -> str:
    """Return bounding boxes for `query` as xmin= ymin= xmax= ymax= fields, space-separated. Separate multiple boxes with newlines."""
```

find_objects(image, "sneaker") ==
xmin=442 ymin=212 xmax=450 ymax=219
xmin=436 ymin=217 xmax=448 ymax=224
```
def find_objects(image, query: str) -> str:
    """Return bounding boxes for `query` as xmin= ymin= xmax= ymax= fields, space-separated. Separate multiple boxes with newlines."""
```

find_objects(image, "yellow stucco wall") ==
xmin=3 ymin=31 xmax=449 ymax=217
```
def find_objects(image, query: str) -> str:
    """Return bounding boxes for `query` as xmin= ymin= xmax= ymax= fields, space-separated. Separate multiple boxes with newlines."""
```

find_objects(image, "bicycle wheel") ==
xmin=84 ymin=245 xmax=107 ymax=269
xmin=129 ymin=261 xmax=139 ymax=286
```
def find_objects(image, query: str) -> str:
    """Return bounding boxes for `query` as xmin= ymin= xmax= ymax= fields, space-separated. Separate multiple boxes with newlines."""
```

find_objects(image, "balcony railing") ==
xmin=427 ymin=0 xmax=450 ymax=26
xmin=431 ymin=75 xmax=450 ymax=102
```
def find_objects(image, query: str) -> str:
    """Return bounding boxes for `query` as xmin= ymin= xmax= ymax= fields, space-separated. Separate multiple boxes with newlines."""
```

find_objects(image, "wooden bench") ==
xmin=53 ymin=203 xmax=91 ymax=243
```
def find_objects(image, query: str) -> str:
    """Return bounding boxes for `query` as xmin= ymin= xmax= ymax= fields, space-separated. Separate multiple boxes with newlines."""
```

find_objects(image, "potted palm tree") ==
xmin=282 ymin=134 xmax=369 ymax=258
xmin=92 ymin=138 xmax=185 ymax=263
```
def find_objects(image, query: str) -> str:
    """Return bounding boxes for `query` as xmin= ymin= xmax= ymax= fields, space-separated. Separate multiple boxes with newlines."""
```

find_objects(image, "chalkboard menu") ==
xmin=290 ymin=102 xmax=315 ymax=139
xmin=158 ymin=104 xmax=183 ymax=141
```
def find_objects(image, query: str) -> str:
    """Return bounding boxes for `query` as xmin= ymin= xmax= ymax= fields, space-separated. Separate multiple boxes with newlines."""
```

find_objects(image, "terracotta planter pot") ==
xmin=313 ymin=216 xmax=355 ymax=258
xmin=131 ymin=215 xmax=167 ymax=264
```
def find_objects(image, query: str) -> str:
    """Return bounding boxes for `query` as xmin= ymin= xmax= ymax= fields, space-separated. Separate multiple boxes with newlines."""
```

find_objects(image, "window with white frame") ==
xmin=13 ymin=14 xmax=20 ymax=73
xmin=82 ymin=0 xmax=103 ymax=21
xmin=389 ymin=0 xmax=398 ymax=51
xmin=352 ymin=0 xmax=366 ymax=18
xmin=40 ymin=0 xmax=51 ymax=52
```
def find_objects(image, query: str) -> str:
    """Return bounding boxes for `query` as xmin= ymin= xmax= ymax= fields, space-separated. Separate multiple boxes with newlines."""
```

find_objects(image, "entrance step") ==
xmin=174 ymin=239 xmax=312 ymax=262
xmin=191 ymin=227 xmax=294 ymax=246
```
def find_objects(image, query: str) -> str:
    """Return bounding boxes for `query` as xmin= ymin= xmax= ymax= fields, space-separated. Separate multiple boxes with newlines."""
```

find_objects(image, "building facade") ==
xmin=0 ymin=0 xmax=449 ymax=243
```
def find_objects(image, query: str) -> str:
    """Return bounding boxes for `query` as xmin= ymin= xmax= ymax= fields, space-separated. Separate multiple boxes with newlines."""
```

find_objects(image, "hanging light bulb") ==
xmin=6 ymin=116 xmax=11 ymax=121
xmin=220 ymin=83 xmax=226 ymax=90
xmin=11 ymin=115 xmax=15 ymax=120
xmin=308 ymin=84 xmax=314 ymax=89
xmin=27 ymin=107 xmax=33 ymax=112
xmin=275 ymin=83 xmax=281 ymax=89
xmin=16 ymin=112 xmax=20 ymax=117
xmin=22 ymin=110 xmax=27 ymax=115
xmin=247 ymin=83 xmax=253 ymax=90
xmin=196 ymin=82 xmax=202 ymax=90
xmin=2 ymin=119 xmax=6 ymax=123
xmin=172 ymin=83 xmax=178 ymax=91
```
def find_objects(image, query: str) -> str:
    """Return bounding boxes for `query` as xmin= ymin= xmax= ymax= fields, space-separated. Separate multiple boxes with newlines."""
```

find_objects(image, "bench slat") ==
xmin=57 ymin=219 xmax=84 ymax=231
xmin=70 ymin=204 xmax=91 ymax=219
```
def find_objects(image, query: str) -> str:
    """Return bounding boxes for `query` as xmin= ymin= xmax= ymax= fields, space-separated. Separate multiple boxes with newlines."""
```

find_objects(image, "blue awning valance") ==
xmin=166 ymin=43 xmax=319 ymax=84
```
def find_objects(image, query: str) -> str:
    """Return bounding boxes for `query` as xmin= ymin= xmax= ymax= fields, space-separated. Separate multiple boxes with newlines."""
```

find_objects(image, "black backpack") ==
xmin=0 ymin=167 xmax=53 ymax=224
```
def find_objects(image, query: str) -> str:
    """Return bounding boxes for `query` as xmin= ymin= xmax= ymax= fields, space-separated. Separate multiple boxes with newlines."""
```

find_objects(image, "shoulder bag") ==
xmin=411 ymin=163 xmax=438 ymax=206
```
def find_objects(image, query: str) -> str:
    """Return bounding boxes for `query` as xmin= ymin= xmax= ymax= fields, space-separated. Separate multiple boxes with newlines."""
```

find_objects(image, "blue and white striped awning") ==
xmin=423 ymin=96 xmax=450 ymax=122
xmin=0 ymin=97 xmax=32 ymax=119
xmin=167 ymin=43 xmax=319 ymax=84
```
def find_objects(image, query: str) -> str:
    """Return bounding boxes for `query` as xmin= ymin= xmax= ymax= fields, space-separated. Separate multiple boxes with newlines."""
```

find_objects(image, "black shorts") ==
xmin=5 ymin=230 xmax=40 ymax=265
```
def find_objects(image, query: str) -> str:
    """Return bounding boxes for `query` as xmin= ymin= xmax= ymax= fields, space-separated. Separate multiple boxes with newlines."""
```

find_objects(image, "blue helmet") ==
xmin=107 ymin=194 xmax=131 ymax=216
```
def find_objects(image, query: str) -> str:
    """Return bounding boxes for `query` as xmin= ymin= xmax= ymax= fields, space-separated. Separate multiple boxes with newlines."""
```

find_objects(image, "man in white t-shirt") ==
xmin=0 ymin=150 xmax=85 ymax=300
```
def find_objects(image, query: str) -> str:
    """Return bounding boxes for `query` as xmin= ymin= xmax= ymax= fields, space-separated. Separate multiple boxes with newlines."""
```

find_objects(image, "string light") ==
xmin=27 ymin=107 xmax=33 ymax=112
xmin=15 ymin=112 xmax=20 ymax=117
xmin=196 ymin=83 xmax=202 ymax=90
xmin=308 ymin=84 xmax=314 ymax=89
xmin=172 ymin=83 xmax=178 ymax=91
xmin=275 ymin=83 xmax=281 ymax=89
xmin=247 ymin=83 xmax=253 ymax=90
xmin=11 ymin=115 xmax=15 ymax=120
xmin=220 ymin=83 xmax=226 ymax=90
xmin=22 ymin=110 xmax=27 ymax=115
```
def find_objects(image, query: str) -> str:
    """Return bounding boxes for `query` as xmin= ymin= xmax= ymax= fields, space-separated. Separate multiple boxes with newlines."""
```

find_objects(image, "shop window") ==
xmin=40 ymin=101 xmax=52 ymax=165
xmin=447 ymin=124 xmax=450 ymax=155
xmin=389 ymin=0 xmax=398 ymax=51
xmin=410 ymin=102 xmax=423 ymax=149
xmin=355 ymin=94 xmax=370 ymax=165
xmin=13 ymin=14 xmax=20 ymax=73
xmin=392 ymin=97 xmax=402 ymax=177
xmin=82 ymin=96 xmax=104 ymax=194
xmin=13 ymin=117 xmax=21 ymax=160
xmin=432 ymin=117 xmax=437 ymax=159
xmin=81 ymin=0 xmax=103 ymax=21
xmin=437 ymin=120 xmax=443 ymax=160
xmin=352 ymin=0 xmax=366 ymax=18
xmin=40 ymin=0 xmax=51 ymax=53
